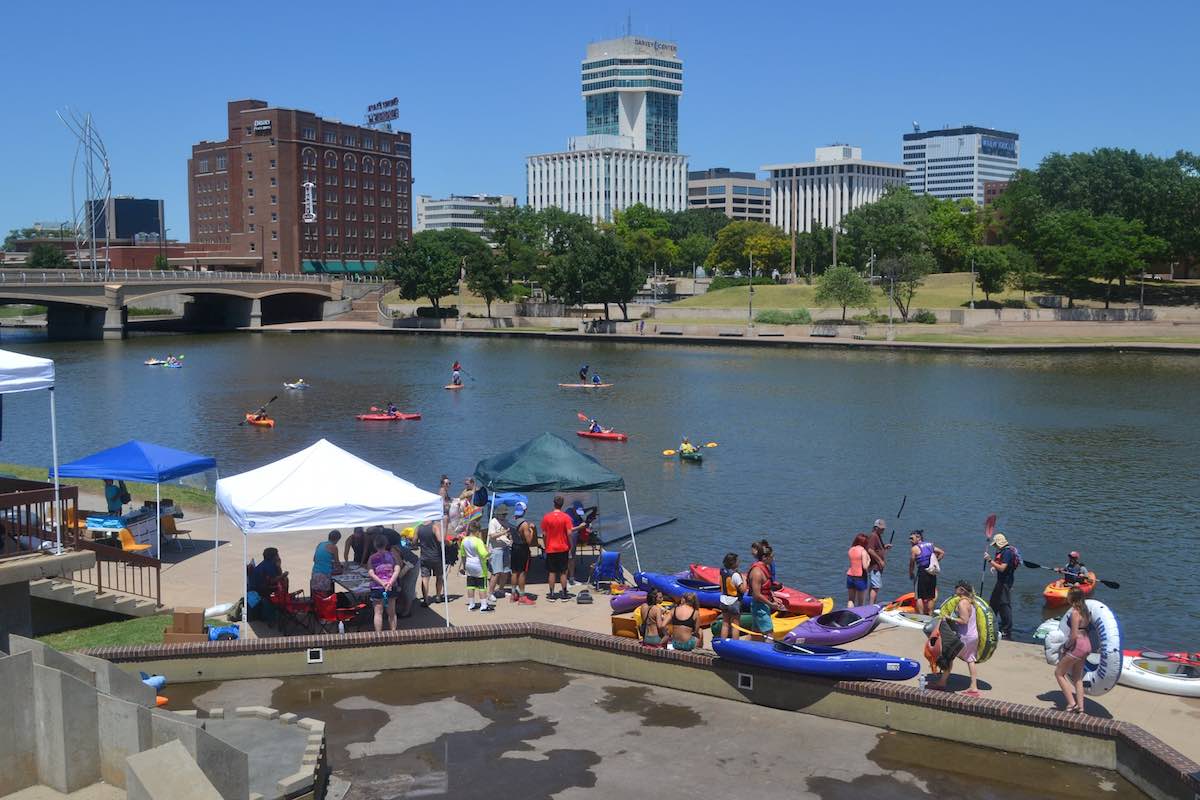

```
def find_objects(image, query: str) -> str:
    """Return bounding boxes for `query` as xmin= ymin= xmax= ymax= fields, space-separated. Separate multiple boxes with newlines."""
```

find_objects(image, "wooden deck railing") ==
xmin=66 ymin=539 xmax=162 ymax=607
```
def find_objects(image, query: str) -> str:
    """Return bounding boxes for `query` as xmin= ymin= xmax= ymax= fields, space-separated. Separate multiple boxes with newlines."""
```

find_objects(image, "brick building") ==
xmin=188 ymin=99 xmax=413 ymax=274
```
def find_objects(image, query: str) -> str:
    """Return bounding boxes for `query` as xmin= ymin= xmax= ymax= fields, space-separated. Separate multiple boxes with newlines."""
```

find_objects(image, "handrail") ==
xmin=0 ymin=269 xmax=359 ymax=285
xmin=67 ymin=539 xmax=162 ymax=607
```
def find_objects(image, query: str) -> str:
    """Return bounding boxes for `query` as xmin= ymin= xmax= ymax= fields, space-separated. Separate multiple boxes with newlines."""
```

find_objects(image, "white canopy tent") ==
xmin=0 ymin=349 xmax=61 ymax=551
xmin=215 ymin=439 xmax=447 ymax=630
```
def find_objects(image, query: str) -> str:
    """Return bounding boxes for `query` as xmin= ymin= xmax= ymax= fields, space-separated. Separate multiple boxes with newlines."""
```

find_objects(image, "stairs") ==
xmin=336 ymin=286 xmax=388 ymax=322
xmin=31 ymin=577 xmax=162 ymax=617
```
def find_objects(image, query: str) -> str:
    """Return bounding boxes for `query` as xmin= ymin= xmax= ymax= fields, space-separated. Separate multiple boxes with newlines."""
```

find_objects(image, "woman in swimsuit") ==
xmin=669 ymin=592 xmax=704 ymax=651
xmin=1055 ymin=587 xmax=1093 ymax=713
xmin=637 ymin=588 xmax=670 ymax=647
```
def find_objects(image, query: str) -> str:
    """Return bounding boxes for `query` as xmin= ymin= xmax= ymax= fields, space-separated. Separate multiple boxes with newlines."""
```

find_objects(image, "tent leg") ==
xmin=441 ymin=510 xmax=451 ymax=628
xmin=623 ymin=491 xmax=641 ymax=573
xmin=242 ymin=533 xmax=248 ymax=637
xmin=212 ymin=469 xmax=220 ymax=611
xmin=49 ymin=387 xmax=62 ymax=553
xmin=155 ymin=483 xmax=161 ymax=559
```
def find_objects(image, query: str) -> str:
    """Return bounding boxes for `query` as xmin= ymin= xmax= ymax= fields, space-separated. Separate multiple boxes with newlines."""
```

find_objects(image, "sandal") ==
xmin=961 ymin=689 xmax=982 ymax=697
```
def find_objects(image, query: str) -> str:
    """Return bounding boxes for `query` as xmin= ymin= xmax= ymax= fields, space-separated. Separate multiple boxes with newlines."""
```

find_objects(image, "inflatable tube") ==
xmin=576 ymin=430 xmax=628 ymax=441
xmin=938 ymin=595 xmax=998 ymax=664
xmin=1043 ymin=572 xmax=1096 ymax=606
xmin=1042 ymin=599 xmax=1122 ymax=696
xmin=1034 ymin=617 xmax=1059 ymax=641
xmin=1118 ymin=654 xmax=1200 ymax=697
xmin=783 ymin=604 xmax=881 ymax=647
xmin=713 ymin=639 xmax=920 ymax=681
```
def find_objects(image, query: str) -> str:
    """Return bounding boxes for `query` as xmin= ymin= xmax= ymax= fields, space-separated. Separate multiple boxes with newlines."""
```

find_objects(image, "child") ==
xmin=718 ymin=552 xmax=745 ymax=639
xmin=459 ymin=521 xmax=492 ymax=611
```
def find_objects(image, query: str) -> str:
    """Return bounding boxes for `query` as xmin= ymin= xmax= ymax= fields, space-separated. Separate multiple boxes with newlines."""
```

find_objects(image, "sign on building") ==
xmin=252 ymin=119 xmax=272 ymax=135
xmin=365 ymin=97 xmax=399 ymax=127
xmin=302 ymin=181 xmax=316 ymax=223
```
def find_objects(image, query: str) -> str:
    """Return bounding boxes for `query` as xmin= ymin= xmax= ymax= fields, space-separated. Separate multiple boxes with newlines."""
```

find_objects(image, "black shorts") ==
xmin=545 ymin=551 xmax=568 ymax=574
xmin=916 ymin=569 xmax=938 ymax=600
xmin=511 ymin=546 xmax=531 ymax=573
xmin=465 ymin=575 xmax=485 ymax=589
xmin=420 ymin=561 xmax=441 ymax=578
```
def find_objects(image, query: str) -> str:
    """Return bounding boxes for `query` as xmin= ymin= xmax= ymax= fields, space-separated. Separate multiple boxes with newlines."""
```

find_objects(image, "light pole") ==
xmin=887 ymin=264 xmax=896 ymax=342
xmin=747 ymin=253 xmax=754 ymax=327
xmin=969 ymin=255 xmax=976 ymax=310
xmin=1139 ymin=269 xmax=1146 ymax=312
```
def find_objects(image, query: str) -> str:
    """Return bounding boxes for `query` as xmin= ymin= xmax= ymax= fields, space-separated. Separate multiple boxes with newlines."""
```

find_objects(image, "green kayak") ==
xmin=679 ymin=450 xmax=703 ymax=463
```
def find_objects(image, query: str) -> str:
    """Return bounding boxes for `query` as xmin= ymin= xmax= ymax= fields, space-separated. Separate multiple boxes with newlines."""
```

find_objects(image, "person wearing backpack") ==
xmin=908 ymin=530 xmax=944 ymax=615
xmin=986 ymin=532 xmax=1020 ymax=639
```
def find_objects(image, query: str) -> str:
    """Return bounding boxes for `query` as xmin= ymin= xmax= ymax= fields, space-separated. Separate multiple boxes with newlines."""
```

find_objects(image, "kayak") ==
xmin=689 ymin=564 xmax=830 ymax=618
xmin=145 ymin=361 xmax=182 ymax=368
xmin=713 ymin=639 xmax=920 ymax=682
xmin=559 ymin=383 xmax=613 ymax=388
xmin=710 ymin=611 xmax=810 ymax=639
xmin=283 ymin=382 xmax=309 ymax=390
xmin=577 ymin=430 xmax=628 ymax=442
xmin=1119 ymin=654 xmax=1200 ymax=697
xmin=878 ymin=592 xmax=930 ymax=630
xmin=635 ymin=571 xmax=726 ymax=608
xmin=444 ymin=384 xmax=465 ymax=390
xmin=782 ymin=604 xmax=882 ymax=647
xmin=679 ymin=450 xmax=702 ymax=463
xmin=244 ymin=413 xmax=275 ymax=428
xmin=356 ymin=412 xmax=422 ymax=421
xmin=144 ymin=359 xmax=165 ymax=366
xmin=1042 ymin=572 xmax=1097 ymax=606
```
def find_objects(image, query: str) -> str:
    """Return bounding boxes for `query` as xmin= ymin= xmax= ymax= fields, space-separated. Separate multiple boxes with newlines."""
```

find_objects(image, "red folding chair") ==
xmin=269 ymin=584 xmax=314 ymax=634
xmin=313 ymin=592 xmax=367 ymax=633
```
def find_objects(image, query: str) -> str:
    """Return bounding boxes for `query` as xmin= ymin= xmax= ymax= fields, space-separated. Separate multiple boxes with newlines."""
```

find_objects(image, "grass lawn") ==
xmin=38 ymin=614 xmax=225 ymax=651
xmin=0 ymin=304 xmax=46 ymax=317
xmin=675 ymin=272 xmax=1025 ymax=310
xmin=0 ymin=461 xmax=215 ymax=511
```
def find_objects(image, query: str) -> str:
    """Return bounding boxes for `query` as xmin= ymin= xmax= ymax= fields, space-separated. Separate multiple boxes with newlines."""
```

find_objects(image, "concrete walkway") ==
xmin=146 ymin=511 xmax=1200 ymax=768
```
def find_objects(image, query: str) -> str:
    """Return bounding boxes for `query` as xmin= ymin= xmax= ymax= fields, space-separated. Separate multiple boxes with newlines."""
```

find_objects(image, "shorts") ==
xmin=750 ymin=600 xmax=774 ymax=635
xmin=369 ymin=587 xmax=393 ymax=602
xmin=567 ymin=529 xmax=580 ymax=552
xmin=672 ymin=637 xmax=698 ymax=652
xmin=643 ymin=633 xmax=663 ymax=646
xmin=420 ymin=561 xmax=441 ymax=578
xmin=465 ymin=575 xmax=485 ymax=589
xmin=545 ymin=550 xmax=568 ymax=574
xmin=511 ymin=546 xmax=531 ymax=573
xmin=489 ymin=546 xmax=510 ymax=574
xmin=719 ymin=597 xmax=741 ymax=615
xmin=846 ymin=575 xmax=868 ymax=592
xmin=916 ymin=569 xmax=938 ymax=600
xmin=869 ymin=570 xmax=883 ymax=590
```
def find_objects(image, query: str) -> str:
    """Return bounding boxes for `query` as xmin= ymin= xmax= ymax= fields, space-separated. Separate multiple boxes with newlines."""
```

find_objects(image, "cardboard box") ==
xmin=163 ymin=631 xmax=209 ymax=644
xmin=172 ymin=607 xmax=204 ymax=634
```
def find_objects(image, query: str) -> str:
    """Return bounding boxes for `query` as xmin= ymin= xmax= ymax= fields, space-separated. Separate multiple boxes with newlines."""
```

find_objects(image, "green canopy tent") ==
xmin=473 ymin=432 xmax=641 ymax=571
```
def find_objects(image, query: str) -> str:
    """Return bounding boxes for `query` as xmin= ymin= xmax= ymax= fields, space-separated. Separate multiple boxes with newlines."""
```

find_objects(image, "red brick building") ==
xmin=188 ymin=99 xmax=413 ymax=274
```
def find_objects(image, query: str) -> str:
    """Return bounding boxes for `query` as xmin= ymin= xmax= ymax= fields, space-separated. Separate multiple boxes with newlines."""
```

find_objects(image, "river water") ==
xmin=2 ymin=331 xmax=1197 ymax=649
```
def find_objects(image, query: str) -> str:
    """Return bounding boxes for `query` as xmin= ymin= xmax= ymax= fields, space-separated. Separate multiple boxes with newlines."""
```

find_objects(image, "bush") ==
xmin=754 ymin=308 xmax=812 ymax=325
xmin=1001 ymin=298 xmax=1028 ymax=309
xmin=416 ymin=306 xmax=459 ymax=318
xmin=509 ymin=284 xmax=531 ymax=299
xmin=911 ymin=309 xmax=938 ymax=324
xmin=852 ymin=309 xmax=889 ymax=324
xmin=709 ymin=276 xmax=775 ymax=291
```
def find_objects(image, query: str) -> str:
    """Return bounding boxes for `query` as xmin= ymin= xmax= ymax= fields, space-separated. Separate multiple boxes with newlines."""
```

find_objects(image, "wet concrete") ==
xmin=170 ymin=663 xmax=1145 ymax=799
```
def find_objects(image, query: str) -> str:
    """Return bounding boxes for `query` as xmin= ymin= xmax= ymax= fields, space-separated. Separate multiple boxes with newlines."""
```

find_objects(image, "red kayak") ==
xmin=356 ymin=412 xmax=422 ymax=421
xmin=576 ymin=430 xmax=628 ymax=442
xmin=688 ymin=563 xmax=829 ymax=617
xmin=1123 ymin=649 xmax=1200 ymax=663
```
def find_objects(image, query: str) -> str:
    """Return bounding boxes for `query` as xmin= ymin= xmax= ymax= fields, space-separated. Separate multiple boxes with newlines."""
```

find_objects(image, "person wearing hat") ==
xmin=487 ymin=504 xmax=514 ymax=602
xmin=1056 ymin=551 xmax=1092 ymax=587
xmin=986 ymin=532 xmax=1020 ymax=639
xmin=510 ymin=502 xmax=537 ymax=604
xmin=866 ymin=518 xmax=892 ymax=604
xmin=565 ymin=499 xmax=596 ymax=586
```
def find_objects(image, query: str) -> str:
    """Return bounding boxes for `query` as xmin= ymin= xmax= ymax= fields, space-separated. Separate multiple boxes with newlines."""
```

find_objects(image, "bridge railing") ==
xmin=0 ymin=269 xmax=388 ymax=285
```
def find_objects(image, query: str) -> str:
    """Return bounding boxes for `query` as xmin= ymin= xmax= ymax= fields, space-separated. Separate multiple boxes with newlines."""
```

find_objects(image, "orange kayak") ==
xmin=1042 ymin=572 xmax=1096 ymax=606
xmin=244 ymin=413 xmax=275 ymax=428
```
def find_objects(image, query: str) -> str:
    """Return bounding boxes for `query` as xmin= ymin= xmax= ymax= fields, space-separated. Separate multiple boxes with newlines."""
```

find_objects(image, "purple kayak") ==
xmin=610 ymin=591 xmax=647 ymax=614
xmin=782 ymin=604 xmax=882 ymax=647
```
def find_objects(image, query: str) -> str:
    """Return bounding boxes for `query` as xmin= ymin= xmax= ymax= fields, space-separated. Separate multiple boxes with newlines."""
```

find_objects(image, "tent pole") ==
xmin=155 ymin=483 xmax=161 ymax=558
xmin=441 ymin=507 xmax=451 ymax=628
xmin=212 ymin=469 xmax=220 ymax=611
xmin=242 ymin=532 xmax=248 ymax=638
xmin=49 ymin=387 xmax=62 ymax=553
xmin=622 ymin=490 xmax=641 ymax=573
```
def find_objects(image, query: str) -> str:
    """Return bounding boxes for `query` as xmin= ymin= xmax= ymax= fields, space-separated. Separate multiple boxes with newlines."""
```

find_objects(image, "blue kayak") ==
xmin=635 ymin=571 xmax=724 ymax=608
xmin=712 ymin=639 xmax=920 ymax=681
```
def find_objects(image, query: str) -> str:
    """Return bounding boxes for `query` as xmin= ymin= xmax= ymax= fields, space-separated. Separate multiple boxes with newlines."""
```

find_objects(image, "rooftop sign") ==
xmin=366 ymin=97 xmax=399 ymax=126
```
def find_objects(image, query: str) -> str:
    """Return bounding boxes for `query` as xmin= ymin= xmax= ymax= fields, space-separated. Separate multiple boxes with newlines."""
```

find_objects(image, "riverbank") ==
xmin=0 ymin=462 xmax=216 ymax=511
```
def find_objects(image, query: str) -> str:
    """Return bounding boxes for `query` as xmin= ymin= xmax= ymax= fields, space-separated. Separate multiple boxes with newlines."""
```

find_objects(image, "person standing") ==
xmin=565 ymin=499 xmax=594 ymax=586
xmin=747 ymin=542 xmax=788 ymax=639
xmin=931 ymin=581 xmax=981 ymax=696
xmin=459 ymin=521 xmax=492 ymax=612
xmin=487 ymin=504 xmax=513 ymax=602
xmin=509 ymin=502 xmax=537 ymax=605
xmin=846 ymin=533 xmax=871 ymax=608
xmin=342 ymin=526 xmax=371 ymax=566
xmin=310 ymin=530 xmax=341 ymax=596
xmin=367 ymin=534 xmax=398 ymax=632
xmin=416 ymin=519 xmax=444 ymax=606
xmin=1053 ymin=587 xmax=1092 ymax=713
xmin=718 ymin=552 xmax=745 ymax=640
xmin=540 ymin=496 xmax=574 ymax=602
xmin=103 ymin=479 xmax=124 ymax=515
xmin=908 ymin=530 xmax=944 ymax=616
xmin=987 ymin=533 xmax=1019 ymax=639
xmin=866 ymin=518 xmax=892 ymax=604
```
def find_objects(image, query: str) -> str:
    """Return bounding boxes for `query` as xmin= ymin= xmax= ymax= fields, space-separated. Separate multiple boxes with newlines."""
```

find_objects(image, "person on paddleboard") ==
xmin=578 ymin=364 xmax=589 ymax=382
xmin=451 ymin=368 xmax=462 ymax=386
xmin=591 ymin=373 xmax=603 ymax=385
xmin=1055 ymin=551 xmax=1092 ymax=586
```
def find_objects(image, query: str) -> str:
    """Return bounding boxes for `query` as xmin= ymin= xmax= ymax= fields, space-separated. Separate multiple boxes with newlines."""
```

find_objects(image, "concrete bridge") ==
xmin=0 ymin=269 xmax=370 ymax=339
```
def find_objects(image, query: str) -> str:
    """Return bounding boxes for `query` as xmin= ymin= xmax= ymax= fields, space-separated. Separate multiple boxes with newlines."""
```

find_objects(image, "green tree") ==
xmin=380 ymin=231 xmax=459 ymax=312
xmin=840 ymin=186 xmax=928 ymax=266
xmin=536 ymin=207 xmax=594 ymax=257
xmin=591 ymin=232 xmax=644 ymax=320
xmin=879 ymin=253 xmax=935 ymax=321
xmin=481 ymin=205 xmax=539 ymax=281
xmin=614 ymin=203 xmax=670 ymax=238
xmin=666 ymin=208 xmax=731 ymax=242
xmin=465 ymin=251 xmax=510 ymax=318
xmin=675 ymin=232 xmax=713 ymax=275
xmin=816 ymin=265 xmax=873 ymax=321
xmin=153 ymin=254 xmax=169 ymax=270
xmin=927 ymin=198 xmax=981 ymax=272
xmin=1003 ymin=245 xmax=1040 ymax=302
xmin=705 ymin=220 xmax=777 ymax=275
xmin=744 ymin=227 xmax=790 ymax=275
xmin=1031 ymin=210 xmax=1096 ymax=307
xmin=27 ymin=243 xmax=69 ymax=268
xmin=1090 ymin=216 xmax=1168 ymax=308
xmin=624 ymin=228 xmax=679 ymax=275
xmin=969 ymin=245 xmax=1010 ymax=302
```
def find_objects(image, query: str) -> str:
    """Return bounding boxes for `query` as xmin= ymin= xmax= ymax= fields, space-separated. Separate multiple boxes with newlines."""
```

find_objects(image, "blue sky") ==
xmin=2 ymin=0 xmax=1196 ymax=239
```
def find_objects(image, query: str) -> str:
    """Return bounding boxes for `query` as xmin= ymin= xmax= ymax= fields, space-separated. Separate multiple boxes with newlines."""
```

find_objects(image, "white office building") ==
xmin=762 ymin=146 xmax=908 ymax=233
xmin=902 ymin=125 xmax=1020 ymax=205
xmin=414 ymin=194 xmax=516 ymax=238
xmin=526 ymin=35 xmax=688 ymax=223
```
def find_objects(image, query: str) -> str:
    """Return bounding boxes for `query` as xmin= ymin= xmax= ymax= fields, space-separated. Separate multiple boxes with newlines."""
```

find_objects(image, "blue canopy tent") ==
xmin=57 ymin=441 xmax=218 ymax=578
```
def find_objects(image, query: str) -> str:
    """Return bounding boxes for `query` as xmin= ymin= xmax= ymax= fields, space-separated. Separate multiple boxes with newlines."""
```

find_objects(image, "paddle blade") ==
xmin=705 ymin=442 xmax=719 ymax=448
xmin=662 ymin=450 xmax=677 ymax=456
xmin=1100 ymin=579 xmax=1120 ymax=590
xmin=984 ymin=514 xmax=997 ymax=539
xmin=577 ymin=412 xmax=590 ymax=422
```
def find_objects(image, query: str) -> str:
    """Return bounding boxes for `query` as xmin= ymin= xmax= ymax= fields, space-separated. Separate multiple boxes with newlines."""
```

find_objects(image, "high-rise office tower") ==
xmin=581 ymin=36 xmax=683 ymax=153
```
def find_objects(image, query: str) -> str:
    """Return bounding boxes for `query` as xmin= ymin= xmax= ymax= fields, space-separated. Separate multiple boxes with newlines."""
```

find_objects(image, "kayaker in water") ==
xmin=1053 ymin=587 xmax=1092 ymax=712
xmin=931 ymin=580 xmax=981 ymax=695
xmin=578 ymin=364 xmax=589 ymax=382
xmin=747 ymin=542 xmax=788 ymax=639
xmin=909 ymin=530 xmax=944 ymax=615
xmin=1055 ymin=551 xmax=1092 ymax=586
xmin=718 ymin=552 xmax=745 ymax=639
xmin=587 ymin=418 xmax=610 ymax=434
xmin=252 ymin=405 xmax=270 ymax=421
xmin=669 ymin=592 xmax=704 ymax=651
xmin=679 ymin=436 xmax=697 ymax=454
xmin=451 ymin=368 xmax=462 ymax=386
xmin=386 ymin=401 xmax=398 ymax=415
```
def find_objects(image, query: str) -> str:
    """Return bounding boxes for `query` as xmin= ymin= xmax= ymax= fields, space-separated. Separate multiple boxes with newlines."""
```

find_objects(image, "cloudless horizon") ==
xmin=2 ymin=0 xmax=1197 ymax=240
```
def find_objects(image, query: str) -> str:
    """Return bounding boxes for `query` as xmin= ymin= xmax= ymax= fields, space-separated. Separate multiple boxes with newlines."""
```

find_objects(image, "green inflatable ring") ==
xmin=938 ymin=594 xmax=998 ymax=664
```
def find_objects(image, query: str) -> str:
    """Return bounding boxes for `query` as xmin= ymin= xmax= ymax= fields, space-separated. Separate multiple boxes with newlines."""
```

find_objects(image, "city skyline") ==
xmin=2 ymin=0 xmax=1197 ymax=240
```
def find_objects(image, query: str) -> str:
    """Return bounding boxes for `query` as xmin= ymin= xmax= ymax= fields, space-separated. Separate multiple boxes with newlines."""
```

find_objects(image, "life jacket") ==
xmin=916 ymin=541 xmax=934 ymax=569
xmin=747 ymin=561 xmax=774 ymax=602
xmin=719 ymin=568 xmax=741 ymax=598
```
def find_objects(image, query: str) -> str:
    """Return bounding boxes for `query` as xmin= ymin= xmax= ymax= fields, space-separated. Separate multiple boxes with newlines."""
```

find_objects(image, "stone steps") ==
xmin=30 ymin=578 xmax=161 ymax=617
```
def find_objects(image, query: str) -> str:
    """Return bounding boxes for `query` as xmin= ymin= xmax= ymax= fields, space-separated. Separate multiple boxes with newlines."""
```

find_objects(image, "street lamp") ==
xmin=969 ymin=254 xmax=976 ymax=310
xmin=747 ymin=253 xmax=754 ymax=327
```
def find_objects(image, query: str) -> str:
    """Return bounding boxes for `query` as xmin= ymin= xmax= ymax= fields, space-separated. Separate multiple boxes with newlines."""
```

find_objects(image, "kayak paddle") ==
xmin=662 ymin=449 xmax=677 ymax=457
xmin=239 ymin=395 xmax=278 ymax=426
xmin=889 ymin=494 xmax=908 ymax=545
xmin=979 ymin=513 xmax=997 ymax=594
xmin=704 ymin=441 xmax=719 ymax=448
xmin=1021 ymin=560 xmax=1120 ymax=590
xmin=577 ymin=412 xmax=590 ymax=422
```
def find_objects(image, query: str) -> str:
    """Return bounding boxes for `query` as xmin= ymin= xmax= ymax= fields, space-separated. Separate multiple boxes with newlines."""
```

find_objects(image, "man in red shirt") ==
xmin=540 ymin=495 xmax=576 ymax=602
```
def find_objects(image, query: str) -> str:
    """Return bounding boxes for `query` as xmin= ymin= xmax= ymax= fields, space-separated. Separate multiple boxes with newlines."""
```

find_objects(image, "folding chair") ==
xmin=269 ymin=584 xmax=314 ymax=634
xmin=160 ymin=515 xmax=194 ymax=550
xmin=118 ymin=528 xmax=152 ymax=554
xmin=313 ymin=592 xmax=367 ymax=633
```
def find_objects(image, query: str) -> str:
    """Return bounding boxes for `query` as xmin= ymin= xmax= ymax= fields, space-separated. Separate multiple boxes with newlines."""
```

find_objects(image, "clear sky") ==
xmin=2 ymin=0 xmax=1196 ymax=239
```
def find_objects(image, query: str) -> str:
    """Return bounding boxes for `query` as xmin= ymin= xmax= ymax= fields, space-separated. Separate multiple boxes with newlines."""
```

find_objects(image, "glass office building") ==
xmin=580 ymin=36 xmax=683 ymax=153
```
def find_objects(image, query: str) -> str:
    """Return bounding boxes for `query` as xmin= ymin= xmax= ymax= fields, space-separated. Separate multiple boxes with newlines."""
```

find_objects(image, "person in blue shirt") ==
xmin=1056 ymin=551 xmax=1092 ymax=586
xmin=103 ymin=479 xmax=123 ymax=514
xmin=591 ymin=373 xmax=602 ymax=385
xmin=578 ymin=364 xmax=589 ymax=382
xmin=250 ymin=547 xmax=288 ymax=623
xmin=386 ymin=401 xmax=398 ymax=415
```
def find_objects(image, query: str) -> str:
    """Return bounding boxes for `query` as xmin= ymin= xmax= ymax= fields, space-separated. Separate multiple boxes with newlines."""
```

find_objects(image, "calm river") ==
xmin=2 ymin=331 xmax=1197 ymax=649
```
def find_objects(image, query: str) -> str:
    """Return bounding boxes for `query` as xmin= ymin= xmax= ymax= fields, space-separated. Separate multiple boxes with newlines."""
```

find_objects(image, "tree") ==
xmin=623 ymin=228 xmax=679 ymax=275
xmin=614 ymin=203 xmax=670 ymax=238
xmin=816 ymin=265 xmax=872 ymax=321
xmin=927 ymin=198 xmax=982 ymax=272
xmin=1004 ymin=246 xmax=1040 ymax=302
xmin=666 ymin=208 xmax=731 ymax=242
xmin=1090 ymin=216 xmax=1167 ymax=308
xmin=969 ymin=246 xmax=1010 ymax=302
xmin=481 ymin=205 xmax=539 ymax=281
xmin=380 ymin=231 xmax=459 ymax=312
xmin=1031 ymin=210 xmax=1096 ymax=308
xmin=591 ymin=232 xmax=644 ymax=320
xmin=744 ymin=227 xmax=790 ymax=275
xmin=840 ymin=186 xmax=928 ymax=267
xmin=536 ymin=207 xmax=594 ymax=257
xmin=675 ymin=233 xmax=713 ymax=275
xmin=879 ymin=253 xmax=935 ymax=321
xmin=27 ymin=243 xmax=69 ymax=268
xmin=705 ymin=220 xmax=778 ymax=275
xmin=153 ymin=254 xmax=169 ymax=270
xmin=465 ymin=251 xmax=510 ymax=317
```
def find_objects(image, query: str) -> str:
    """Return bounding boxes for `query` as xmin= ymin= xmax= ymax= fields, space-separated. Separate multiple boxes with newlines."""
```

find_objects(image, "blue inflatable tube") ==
xmin=713 ymin=639 xmax=920 ymax=681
